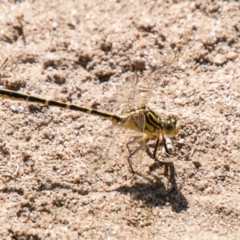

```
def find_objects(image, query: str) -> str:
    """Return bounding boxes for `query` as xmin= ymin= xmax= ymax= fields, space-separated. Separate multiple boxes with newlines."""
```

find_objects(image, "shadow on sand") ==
xmin=116 ymin=161 xmax=188 ymax=213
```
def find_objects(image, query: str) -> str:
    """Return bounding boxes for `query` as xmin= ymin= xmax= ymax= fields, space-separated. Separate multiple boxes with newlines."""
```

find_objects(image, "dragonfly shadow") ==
xmin=116 ymin=163 xmax=188 ymax=213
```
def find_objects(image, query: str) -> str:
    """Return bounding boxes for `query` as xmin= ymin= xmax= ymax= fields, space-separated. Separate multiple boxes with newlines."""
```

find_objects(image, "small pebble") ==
xmin=213 ymin=54 xmax=227 ymax=66
xmin=74 ymin=175 xmax=81 ymax=183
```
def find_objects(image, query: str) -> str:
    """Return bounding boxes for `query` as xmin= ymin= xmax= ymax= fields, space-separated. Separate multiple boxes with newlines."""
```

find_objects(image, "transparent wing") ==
xmin=140 ymin=51 xmax=179 ymax=107
xmin=87 ymin=51 xmax=179 ymax=176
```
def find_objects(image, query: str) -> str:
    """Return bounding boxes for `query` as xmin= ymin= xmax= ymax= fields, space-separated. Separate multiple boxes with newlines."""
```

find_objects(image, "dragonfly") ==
xmin=0 ymin=54 xmax=180 ymax=174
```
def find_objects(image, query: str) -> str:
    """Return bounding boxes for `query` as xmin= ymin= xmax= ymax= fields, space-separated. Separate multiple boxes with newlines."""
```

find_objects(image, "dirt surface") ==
xmin=0 ymin=0 xmax=240 ymax=239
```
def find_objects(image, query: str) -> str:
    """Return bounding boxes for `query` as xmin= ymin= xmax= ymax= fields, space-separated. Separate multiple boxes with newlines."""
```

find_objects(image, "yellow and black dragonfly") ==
xmin=0 ymin=54 xmax=180 ymax=174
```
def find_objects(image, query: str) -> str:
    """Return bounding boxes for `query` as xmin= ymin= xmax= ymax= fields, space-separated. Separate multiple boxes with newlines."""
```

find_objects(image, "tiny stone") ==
xmin=196 ymin=180 xmax=208 ymax=191
xmin=213 ymin=54 xmax=227 ymax=66
xmin=104 ymin=173 xmax=113 ymax=184
xmin=226 ymin=52 xmax=238 ymax=61
xmin=74 ymin=175 xmax=81 ymax=183
xmin=174 ymin=98 xmax=184 ymax=106
xmin=231 ymin=126 xmax=236 ymax=133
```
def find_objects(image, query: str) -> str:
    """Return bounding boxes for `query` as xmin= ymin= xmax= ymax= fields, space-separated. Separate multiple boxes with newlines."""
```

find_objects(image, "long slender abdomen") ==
xmin=0 ymin=89 xmax=123 ymax=125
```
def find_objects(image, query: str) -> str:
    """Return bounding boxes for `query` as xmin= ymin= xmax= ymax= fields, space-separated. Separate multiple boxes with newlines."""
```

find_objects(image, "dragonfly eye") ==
xmin=164 ymin=115 xmax=181 ymax=137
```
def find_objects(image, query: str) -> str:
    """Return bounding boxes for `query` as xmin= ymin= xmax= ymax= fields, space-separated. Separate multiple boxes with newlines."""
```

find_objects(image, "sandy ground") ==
xmin=0 ymin=0 xmax=240 ymax=239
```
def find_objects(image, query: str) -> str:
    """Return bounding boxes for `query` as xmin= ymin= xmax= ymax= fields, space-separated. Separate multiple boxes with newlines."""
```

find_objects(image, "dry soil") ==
xmin=0 ymin=0 xmax=240 ymax=239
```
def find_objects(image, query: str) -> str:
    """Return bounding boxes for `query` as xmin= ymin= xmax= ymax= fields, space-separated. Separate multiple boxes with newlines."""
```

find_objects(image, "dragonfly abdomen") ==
xmin=0 ymin=89 xmax=123 ymax=125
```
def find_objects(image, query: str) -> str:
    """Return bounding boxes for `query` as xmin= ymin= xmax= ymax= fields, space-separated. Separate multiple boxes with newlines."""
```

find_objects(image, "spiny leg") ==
xmin=162 ymin=135 xmax=170 ymax=155
xmin=148 ymin=137 xmax=175 ymax=178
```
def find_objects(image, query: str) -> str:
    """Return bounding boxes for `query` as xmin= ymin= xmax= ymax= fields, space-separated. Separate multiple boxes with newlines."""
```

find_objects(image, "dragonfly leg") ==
xmin=147 ymin=138 xmax=175 ymax=179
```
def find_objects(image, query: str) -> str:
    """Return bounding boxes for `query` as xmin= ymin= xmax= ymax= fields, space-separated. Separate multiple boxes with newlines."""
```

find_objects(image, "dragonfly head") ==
xmin=163 ymin=115 xmax=181 ymax=138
